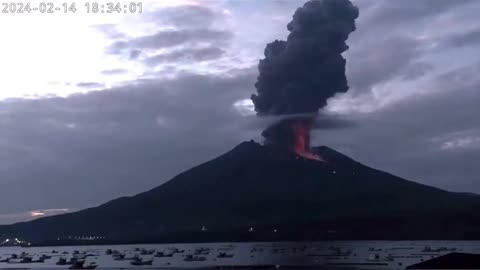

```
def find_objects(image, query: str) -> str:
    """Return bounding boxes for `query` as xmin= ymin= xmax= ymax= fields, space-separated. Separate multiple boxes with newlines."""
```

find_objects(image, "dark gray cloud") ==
xmin=315 ymin=62 xmax=480 ymax=192
xmin=339 ymin=0 xmax=479 ymax=96
xmin=400 ymin=62 xmax=434 ymax=81
xmin=448 ymin=29 xmax=480 ymax=48
xmin=359 ymin=0 xmax=474 ymax=29
xmin=101 ymin=4 xmax=232 ymax=65
xmin=146 ymin=5 xmax=218 ymax=29
xmin=145 ymin=47 xmax=225 ymax=67
xmin=347 ymin=37 xmax=427 ymax=93
xmin=108 ymin=29 xmax=232 ymax=54
xmin=0 ymin=68 xmax=257 ymax=220
xmin=129 ymin=49 xmax=142 ymax=60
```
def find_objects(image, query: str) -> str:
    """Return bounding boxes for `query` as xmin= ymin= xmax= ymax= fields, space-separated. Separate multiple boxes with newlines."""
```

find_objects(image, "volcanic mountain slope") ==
xmin=2 ymin=141 xmax=480 ymax=243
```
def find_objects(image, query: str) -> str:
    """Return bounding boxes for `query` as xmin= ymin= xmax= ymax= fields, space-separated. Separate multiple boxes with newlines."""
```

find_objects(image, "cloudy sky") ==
xmin=1 ymin=0 xmax=479 ymax=224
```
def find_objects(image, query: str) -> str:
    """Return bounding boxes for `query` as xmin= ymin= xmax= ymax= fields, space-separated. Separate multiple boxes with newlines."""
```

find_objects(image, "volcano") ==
xmin=2 ymin=141 xmax=480 ymax=244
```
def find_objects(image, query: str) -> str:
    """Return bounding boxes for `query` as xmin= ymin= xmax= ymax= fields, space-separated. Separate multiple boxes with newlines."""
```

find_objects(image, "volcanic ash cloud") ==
xmin=250 ymin=0 xmax=359 ymax=159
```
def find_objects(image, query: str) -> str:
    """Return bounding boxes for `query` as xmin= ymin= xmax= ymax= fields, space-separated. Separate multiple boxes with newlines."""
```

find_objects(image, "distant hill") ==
xmin=2 ymin=141 xmax=480 ymax=244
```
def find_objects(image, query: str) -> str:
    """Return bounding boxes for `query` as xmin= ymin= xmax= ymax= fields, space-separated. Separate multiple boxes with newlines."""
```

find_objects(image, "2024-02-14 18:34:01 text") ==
xmin=1 ymin=2 xmax=143 ymax=14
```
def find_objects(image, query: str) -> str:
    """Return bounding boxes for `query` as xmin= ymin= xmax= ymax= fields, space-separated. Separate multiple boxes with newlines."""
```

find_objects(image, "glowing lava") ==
xmin=262 ymin=117 xmax=325 ymax=162
xmin=290 ymin=118 xmax=323 ymax=161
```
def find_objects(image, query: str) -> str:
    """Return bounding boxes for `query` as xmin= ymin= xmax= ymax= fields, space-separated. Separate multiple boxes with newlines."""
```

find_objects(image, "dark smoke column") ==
xmin=251 ymin=0 xmax=358 ymax=159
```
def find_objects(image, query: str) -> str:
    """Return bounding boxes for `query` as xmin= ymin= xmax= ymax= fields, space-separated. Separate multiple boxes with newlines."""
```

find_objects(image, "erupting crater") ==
xmin=263 ymin=117 xmax=326 ymax=162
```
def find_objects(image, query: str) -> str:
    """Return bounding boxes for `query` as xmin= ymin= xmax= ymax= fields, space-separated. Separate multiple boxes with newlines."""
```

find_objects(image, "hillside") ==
xmin=2 ymin=141 xmax=480 ymax=244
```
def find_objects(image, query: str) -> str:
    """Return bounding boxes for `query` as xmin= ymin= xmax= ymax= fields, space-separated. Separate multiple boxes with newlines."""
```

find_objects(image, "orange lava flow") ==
xmin=290 ymin=119 xmax=323 ymax=161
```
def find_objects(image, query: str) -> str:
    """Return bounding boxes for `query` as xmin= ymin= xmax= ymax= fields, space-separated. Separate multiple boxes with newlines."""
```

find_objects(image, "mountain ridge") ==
xmin=2 ymin=141 xmax=480 ymax=243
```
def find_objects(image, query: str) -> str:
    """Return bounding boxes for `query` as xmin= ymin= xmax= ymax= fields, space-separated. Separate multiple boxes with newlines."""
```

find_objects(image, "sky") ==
xmin=0 ymin=0 xmax=479 ymax=224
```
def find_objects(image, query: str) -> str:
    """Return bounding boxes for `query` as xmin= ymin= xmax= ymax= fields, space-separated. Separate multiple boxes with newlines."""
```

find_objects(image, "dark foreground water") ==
xmin=0 ymin=241 xmax=479 ymax=269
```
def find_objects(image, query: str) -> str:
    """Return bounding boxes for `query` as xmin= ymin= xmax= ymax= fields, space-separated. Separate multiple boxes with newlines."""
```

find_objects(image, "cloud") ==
xmin=440 ymin=136 xmax=480 ymax=150
xmin=109 ymin=29 xmax=232 ymax=54
xmin=448 ymin=29 xmax=480 ymax=48
xmin=92 ymin=24 xmax=126 ymax=39
xmin=77 ymin=82 xmax=105 ymax=89
xmin=101 ymin=69 xmax=129 ymax=75
xmin=342 ymin=0 xmax=479 ymax=97
xmin=145 ymin=47 xmax=225 ymax=66
xmin=233 ymin=99 xmax=255 ymax=116
xmin=316 ymin=62 xmax=480 ymax=193
xmin=96 ymin=4 xmax=234 ymax=78
xmin=0 ymin=209 xmax=73 ymax=225
xmin=100 ymin=4 xmax=232 ymax=56
xmin=432 ymin=129 xmax=480 ymax=151
xmin=359 ymin=0 xmax=475 ymax=29
xmin=0 ymin=68 xmax=257 ymax=219
xmin=146 ymin=5 xmax=219 ymax=29
xmin=30 ymin=208 xmax=70 ymax=217
xmin=346 ymin=37 xmax=429 ymax=93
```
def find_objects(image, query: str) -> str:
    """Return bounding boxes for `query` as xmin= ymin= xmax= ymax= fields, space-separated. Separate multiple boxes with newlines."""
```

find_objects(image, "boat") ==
xmin=74 ymin=255 xmax=87 ymax=260
xmin=140 ymin=249 xmax=156 ymax=255
xmin=367 ymin=254 xmax=381 ymax=261
xmin=124 ymin=255 xmax=140 ymax=261
xmin=7 ymin=259 xmax=24 ymax=264
xmin=69 ymin=260 xmax=97 ymax=269
xmin=130 ymin=256 xmax=153 ymax=266
xmin=184 ymin=254 xmax=207 ymax=262
xmin=217 ymin=252 xmax=234 ymax=258
xmin=194 ymin=248 xmax=210 ymax=255
xmin=155 ymin=251 xmax=174 ymax=258
xmin=56 ymin=258 xmax=68 ymax=265
xmin=56 ymin=257 xmax=78 ymax=265
xmin=39 ymin=254 xmax=52 ymax=260
xmin=113 ymin=254 xmax=126 ymax=261
xmin=8 ymin=256 xmax=43 ymax=264
xmin=8 ymin=256 xmax=44 ymax=264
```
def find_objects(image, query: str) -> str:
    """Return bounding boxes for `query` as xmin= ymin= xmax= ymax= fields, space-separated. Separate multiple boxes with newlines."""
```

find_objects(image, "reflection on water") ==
xmin=0 ymin=241 xmax=479 ymax=269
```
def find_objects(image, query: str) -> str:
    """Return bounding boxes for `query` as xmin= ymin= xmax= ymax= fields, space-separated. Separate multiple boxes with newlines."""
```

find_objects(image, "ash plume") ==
xmin=251 ymin=0 xmax=358 ymax=115
xmin=250 ymin=0 xmax=358 ymax=157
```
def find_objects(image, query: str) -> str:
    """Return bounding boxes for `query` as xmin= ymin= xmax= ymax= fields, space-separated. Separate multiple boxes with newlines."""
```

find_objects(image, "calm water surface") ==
xmin=1 ymin=241 xmax=479 ymax=269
